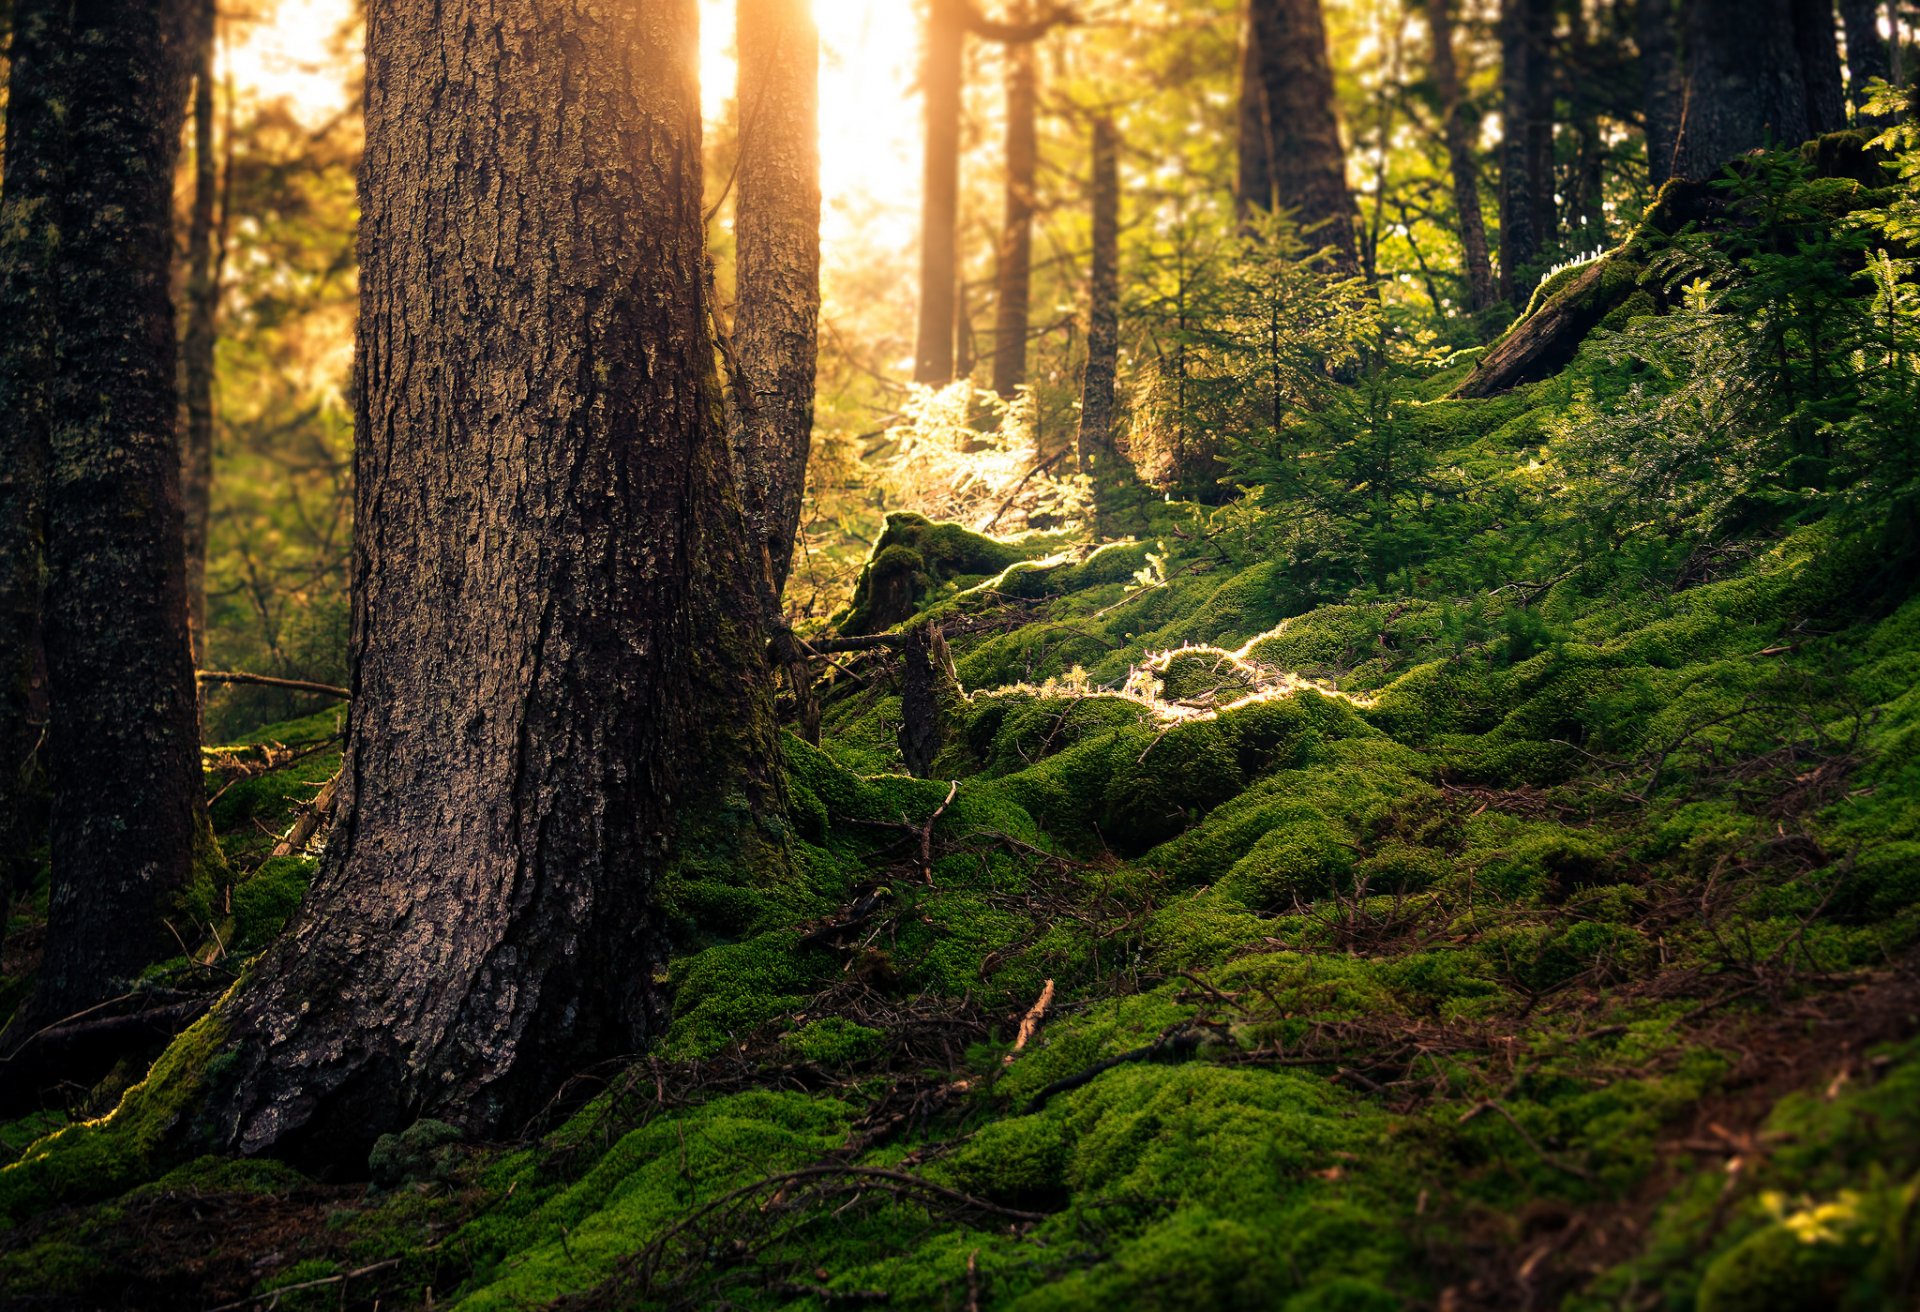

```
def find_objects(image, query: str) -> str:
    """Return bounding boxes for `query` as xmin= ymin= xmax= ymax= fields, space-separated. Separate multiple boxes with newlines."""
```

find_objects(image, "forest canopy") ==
xmin=3 ymin=0 xmax=1920 ymax=1308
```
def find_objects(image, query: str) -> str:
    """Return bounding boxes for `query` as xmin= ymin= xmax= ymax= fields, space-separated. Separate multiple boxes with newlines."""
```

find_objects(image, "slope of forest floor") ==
xmin=5 ymin=153 xmax=1920 ymax=1309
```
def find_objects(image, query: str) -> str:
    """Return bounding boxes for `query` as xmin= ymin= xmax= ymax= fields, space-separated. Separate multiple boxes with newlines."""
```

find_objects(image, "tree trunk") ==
xmin=733 ymin=0 xmax=821 ymax=597
xmin=1236 ymin=26 xmax=1273 ymax=215
xmin=990 ymin=0 xmax=1039 ymax=399
xmin=182 ymin=0 xmax=219 ymax=670
xmin=199 ymin=0 xmax=786 ymax=1163
xmin=1671 ymin=0 xmax=1810 ymax=181
xmin=1525 ymin=0 xmax=1555 ymax=255
xmin=32 ymin=0 xmax=209 ymax=1025
xmin=0 ymin=0 xmax=62 ymax=947
xmin=1792 ymin=0 xmax=1848 ymax=136
xmin=1840 ymin=0 xmax=1891 ymax=119
xmin=1077 ymin=115 xmax=1120 ymax=476
xmin=1426 ymin=0 xmax=1496 ymax=313
xmin=1640 ymin=0 xmax=1682 ymax=189
xmin=916 ymin=0 xmax=965 ymax=385
xmin=1498 ymin=0 xmax=1552 ymax=303
xmin=1248 ymin=0 xmax=1356 ymax=269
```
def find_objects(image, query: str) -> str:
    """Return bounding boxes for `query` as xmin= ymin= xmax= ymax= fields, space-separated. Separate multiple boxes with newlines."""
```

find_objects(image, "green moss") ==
xmin=229 ymin=855 xmax=313 ymax=951
xmin=779 ymin=1017 xmax=885 ymax=1068
xmin=0 ymin=1001 xmax=232 ymax=1225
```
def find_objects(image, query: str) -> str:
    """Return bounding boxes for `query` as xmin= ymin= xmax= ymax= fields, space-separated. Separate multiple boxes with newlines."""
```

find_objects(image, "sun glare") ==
xmin=229 ymin=0 xmax=922 ymax=289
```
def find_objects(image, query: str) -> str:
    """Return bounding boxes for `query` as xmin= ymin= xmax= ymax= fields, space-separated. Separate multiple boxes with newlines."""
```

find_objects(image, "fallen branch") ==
xmin=203 ymin=1257 xmax=403 ymax=1312
xmin=272 ymin=769 xmax=340 ymax=858
xmin=197 ymin=669 xmax=350 ymax=700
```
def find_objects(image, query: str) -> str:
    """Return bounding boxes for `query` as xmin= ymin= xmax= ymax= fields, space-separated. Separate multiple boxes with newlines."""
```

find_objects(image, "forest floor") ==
xmin=5 ymin=315 xmax=1920 ymax=1308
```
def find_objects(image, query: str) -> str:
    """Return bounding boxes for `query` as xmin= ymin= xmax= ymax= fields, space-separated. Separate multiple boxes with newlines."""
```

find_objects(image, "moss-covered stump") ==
xmin=839 ymin=512 xmax=1032 ymax=634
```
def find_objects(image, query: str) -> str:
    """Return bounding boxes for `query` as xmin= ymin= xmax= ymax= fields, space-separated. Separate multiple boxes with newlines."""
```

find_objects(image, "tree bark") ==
xmin=1247 ymin=0 xmax=1356 ymax=270
xmin=1236 ymin=25 xmax=1273 ymax=216
xmin=1792 ymin=0 xmax=1849 ymax=136
xmin=30 ymin=0 xmax=209 ymax=1025
xmin=733 ymin=0 xmax=821 ymax=597
xmin=915 ymin=0 xmax=966 ymax=385
xmin=1077 ymin=115 xmax=1121 ymax=480
xmin=1840 ymin=0 xmax=1891 ymax=119
xmin=182 ymin=0 xmax=219 ymax=670
xmin=1671 ymin=0 xmax=1811 ymax=181
xmin=0 ymin=0 xmax=61 ymax=945
xmin=1426 ymin=0 xmax=1496 ymax=313
xmin=1498 ymin=0 xmax=1552 ymax=304
xmin=990 ymin=0 xmax=1039 ymax=399
xmin=199 ymin=0 xmax=786 ymax=1161
xmin=1640 ymin=0 xmax=1682 ymax=189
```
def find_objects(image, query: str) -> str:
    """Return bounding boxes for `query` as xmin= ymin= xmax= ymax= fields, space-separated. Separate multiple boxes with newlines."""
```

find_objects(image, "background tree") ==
xmin=200 ymin=0 xmax=786 ymax=1158
xmin=991 ymin=0 xmax=1039 ymax=399
xmin=182 ymin=0 xmax=221 ymax=667
xmin=1425 ymin=0 xmax=1495 ymax=313
xmin=733 ymin=0 xmax=821 ymax=596
xmin=1077 ymin=113 xmax=1120 ymax=478
xmin=915 ymin=0 xmax=967 ymax=384
xmin=1792 ymin=0 xmax=1849 ymax=137
xmin=1246 ymin=0 xmax=1357 ymax=269
xmin=20 ymin=0 xmax=211 ymax=1031
xmin=1841 ymin=0 xmax=1892 ymax=119
xmin=1498 ymin=0 xmax=1553 ymax=303
xmin=1671 ymin=0 xmax=1811 ymax=181
xmin=1640 ymin=0 xmax=1682 ymax=189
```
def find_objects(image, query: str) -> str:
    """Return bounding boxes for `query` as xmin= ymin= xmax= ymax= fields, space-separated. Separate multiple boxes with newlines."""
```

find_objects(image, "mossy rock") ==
xmin=841 ymin=513 xmax=1031 ymax=634
xmin=778 ymin=1017 xmax=885 ymax=1068
xmin=368 ymin=1118 xmax=463 ymax=1190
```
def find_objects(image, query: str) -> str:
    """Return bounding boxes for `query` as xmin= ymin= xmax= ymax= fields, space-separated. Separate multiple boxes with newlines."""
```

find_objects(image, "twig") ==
xmin=197 ymin=669 xmax=350 ymax=700
xmin=1457 ymin=1099 xmax=1593 ymax=1180
xmin=1005 ymin=979 xmax=1056 ymax=1065
xmin=202 ymin=1257 xmax=402 ymax=1311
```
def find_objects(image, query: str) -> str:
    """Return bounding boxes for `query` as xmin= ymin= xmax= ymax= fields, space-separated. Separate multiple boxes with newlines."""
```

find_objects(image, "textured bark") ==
xmin=1792 ymin=0 xmax=1849 ymax=135
xmin=916 ymin=0 xmax=966 ymax=384
xmin=733 ymin=0 xmax=820 ymax=597
xmin=1236 ymin=27 xmax=1274 ymax=215
xmin=1640 ymin=0 xmax=1682 ymax=189
xmin=200 ymin=0 xmax=785 ymax=1161
xmin=1671 ymin=0 xmax=1810 ymax=181
xmin=1426 ymin=0 xmax=1496 ymax=313
xmin=990 ymin=0 xmax=1038 ymax=399
xmin=32 ymin=0 xmax=208 ymax=1024
xmin=1840 ymin=0 xmax=1891 ymax=118
xmin=1498 ymin=0 xmax=1553 ymax=304
xmin=1248 ymin=0 xmax=1357 ymax=269
xmin=182 ymin=0 xmax=219 ymax=669
xmin=1076 ymin=116 xmax=1120 ymax=476
xmin=0 ymin=0 xmax=61 ymax=944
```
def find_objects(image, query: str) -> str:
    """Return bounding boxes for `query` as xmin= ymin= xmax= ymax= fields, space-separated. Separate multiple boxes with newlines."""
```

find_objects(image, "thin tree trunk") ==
xmin=1793 ymin=0 xmax=1849 ymax=135
xmin=1525 ymin=0 xmax=1555 ymax=255
xmin=200 ymin=0 xmax=786 ymax=1161
xmin=990 ymin=0 xmax=1039 ymax=399
xmin=182 ymin=0 xmax=219 ymax=669
xmin=1236 ymin=25 xmax=1273 ymax=216
xmin=1427 ymin=0 xmax=1495 ymax=313
xmin=1840 ymin=0 xmax=1892 ymax=119
xmin=1498 ymin=0 xmax=1551 ymax=304
xmin=0 ymin=0 xmax=63 ymax=947
xmin=1248 ymin=0 xmax=1357 ymax=269
xmin=733 ymin=0 xmax=820 ymax=597
xmin=1077 ymin=115 xmax=1120 ymax=478
xmin=1672 ymin=0 xmax=1811 ymax=181
xmin=916 ymin=0 xmax=965 ymax=385
xmin=1640 ymin=0 xmax=1682 ymax=189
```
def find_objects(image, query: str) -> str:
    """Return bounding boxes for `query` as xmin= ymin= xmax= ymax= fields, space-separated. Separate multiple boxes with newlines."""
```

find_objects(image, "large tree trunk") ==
xmin=1235 ymin=26 xmax=1273 ymax=216
xmin=0 ymin=0 xmax=62 ymax=947
xmin=1426 ymin=0 xmax=1496 ymax=313
xmin=1498 ymin=0 xmax=1552 ymax=304
xmin=32 ymin=0 xmax=208 ymax=1025
xmin=200 ymin=0 xmax=786 ymax=1162
xmin=1640 ymin=0 xmax=1682 ymax=189
xmin=1840 ymin=0 xmax=1891 ymax=119
xmin=1247 ymin=0 xmax=1356 ymax=269
xmin=915 ymin=0 xmax=965 ymax=385
xmin=1792 ymin=0 xmax=1849 ymax=136
xmin=990 ymin=0 xmax=1039 ymax=400
xmin=182 ymin=0 xmax=219 ymax=670
xmin=1077 ymin=115 xmax=1120 ymax=477
xmin=1671 ymin=0 xmax=1811 ymax=181
xmin=733 ymin=0 xmax=820 ymax=597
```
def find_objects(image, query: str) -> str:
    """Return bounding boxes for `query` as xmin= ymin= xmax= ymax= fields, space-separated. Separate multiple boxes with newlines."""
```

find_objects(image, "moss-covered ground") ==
xmin=6 ymin=369 xmax=1920 ymax=1306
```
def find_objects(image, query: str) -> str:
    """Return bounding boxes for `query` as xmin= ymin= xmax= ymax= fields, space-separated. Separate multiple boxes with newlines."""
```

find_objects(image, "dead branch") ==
xmin=197 ymin=669 xmax=350 ymax=700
